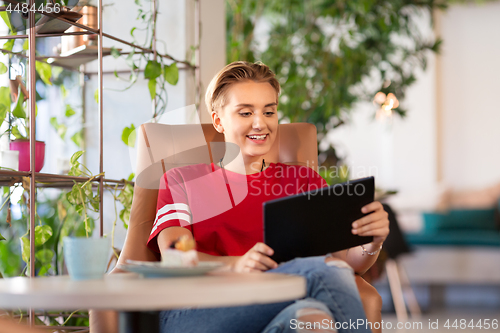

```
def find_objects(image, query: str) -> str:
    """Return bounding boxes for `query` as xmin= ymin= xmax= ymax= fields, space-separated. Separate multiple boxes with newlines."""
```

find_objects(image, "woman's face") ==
xmin=212 ymin=80 xmax=278 ymax=164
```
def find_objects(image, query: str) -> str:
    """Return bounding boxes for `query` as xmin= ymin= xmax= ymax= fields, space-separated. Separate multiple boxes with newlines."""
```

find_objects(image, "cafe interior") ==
xmin=0 ymin=0 xmax=499 ymax=332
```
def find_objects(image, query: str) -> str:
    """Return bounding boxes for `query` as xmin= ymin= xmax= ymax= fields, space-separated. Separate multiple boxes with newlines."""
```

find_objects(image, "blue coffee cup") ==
xmin=63 ymin=237 xmax=110 ymax=280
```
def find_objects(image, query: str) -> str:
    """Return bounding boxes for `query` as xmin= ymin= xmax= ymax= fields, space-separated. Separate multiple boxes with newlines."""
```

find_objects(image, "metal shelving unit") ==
xmin=0 ymin=0 xmax=200 ymax=329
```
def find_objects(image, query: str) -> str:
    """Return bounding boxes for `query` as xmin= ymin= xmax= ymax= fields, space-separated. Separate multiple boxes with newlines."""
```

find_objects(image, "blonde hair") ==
xmin=205 ymin=61 xmax=281 ymax=113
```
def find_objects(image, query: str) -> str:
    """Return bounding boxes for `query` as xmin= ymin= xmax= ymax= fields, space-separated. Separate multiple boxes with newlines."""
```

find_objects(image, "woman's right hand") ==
xmin=232 ymin=242 xmax=278 ymax=273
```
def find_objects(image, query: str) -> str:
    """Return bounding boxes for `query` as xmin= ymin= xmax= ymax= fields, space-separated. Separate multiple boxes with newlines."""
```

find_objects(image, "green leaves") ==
xmin=35 ymin=225 xmax=53 ymax=246
xmin=144 ymin=61 xmax=164 ymax=100
xmin=0 ymin=62 xmax=7 ymax=75
xmin=68 ymin=151 xmax=84 ymax=176
xmin=0 ymin=12 xmax=13 ymax=33
xmin=35 ymin=61 xmax=52 ymax=86
xmin=61 ymin=85 xmax=69 ymax=99
xmin=226 ymin=0 xmax=441 ymax=138
xmin=20 ymin=236 xmax=30 ymax=264
xmin=71 ymin=131 xmax=83 ymax=148
xmin=0 ymin=104 xmax=7 ymax=128
xmin=145 ymin=60 xmax=162 ymax=80
xmin=50 ymin=117 xmax=67 ymax=140
xmin=125 ymin=50 xmax=137 ymax=70
xmin=70 ymin=151 xmax=84 ymax=165
xmin=121 ymin=124 xmax=136 ymax=147
xmin=0 ymin=86 xmax=11 ymax=108
xmin=19 ymin=228 xmax=54 ymax=275
xmin=2 ymin=39 xmax=14 ymax=52
xmin=0 ymin=86 xmax=10 ymax=125
xmin=12 ymin=91 xmax=26 ymax=119
xmin=94 ymin=88 xmax=99 ymax=104
xmin=163 ymin=63 xmax=179 ymax=85
xmin=67 ymin=150 xmax=100 ymax=236
xmin=110 ymin=46 xmax=121 ymax=59
xmin=0 ymin=232 xmax=5 ymax=241
xmin=66 ymin=185 xmax=78 ymax=205
xmin=118 ymin=174 xmax=135 ymax=229
xmin=11 ymin=126 xmax=24 ymax=140
xmin=148 ymin=79 xmax=156 ymax=100
xmin=65 ymin=104 xmax=76 ymax=117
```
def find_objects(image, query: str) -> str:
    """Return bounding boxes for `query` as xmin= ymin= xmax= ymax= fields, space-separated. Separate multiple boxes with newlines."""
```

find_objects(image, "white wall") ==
xmin=439 ymin=2 xmax=500 ymax=190
xmin=198 ymin=0 xmax=227 ymax=123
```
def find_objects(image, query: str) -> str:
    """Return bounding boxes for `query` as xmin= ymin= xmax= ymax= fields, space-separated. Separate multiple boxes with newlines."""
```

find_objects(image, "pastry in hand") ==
xmin=172 ymin=235 xmax=196 ymax=252
xmin=161 ymin=236 xmax=198 ymax=267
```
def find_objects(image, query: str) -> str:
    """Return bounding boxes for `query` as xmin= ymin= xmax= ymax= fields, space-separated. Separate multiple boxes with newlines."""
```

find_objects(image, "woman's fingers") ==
xmin=245 ymin=257 xmax=268 ymax=271
xmin=233 ymin=243 xmax=277 ymax=273
xmin=352 ymin=209 xmax=387 ymax=229
xmin=353 ymin=219 xmax=387 ymax=234
xmin=253 ymin=242 xmax=274 ymax=256
xmin=356 ymin=224 xmax=389 ymax=237
xmin=352 ymin=202 xmax=389 ymax=241
xmin=249 ymin=250 xmax=278 ymax=269
xmin=361 ymin=201 xmax=383 ymax=214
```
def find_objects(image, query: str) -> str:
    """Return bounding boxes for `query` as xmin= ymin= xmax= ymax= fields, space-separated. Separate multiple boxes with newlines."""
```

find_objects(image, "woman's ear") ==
xmin=211 ymin=111 xmax=224 ymax=133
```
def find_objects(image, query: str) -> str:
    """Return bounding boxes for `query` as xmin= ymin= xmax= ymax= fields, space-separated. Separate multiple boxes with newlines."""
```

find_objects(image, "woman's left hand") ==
xmin=351 ymin=201 xmax=389 ymax=245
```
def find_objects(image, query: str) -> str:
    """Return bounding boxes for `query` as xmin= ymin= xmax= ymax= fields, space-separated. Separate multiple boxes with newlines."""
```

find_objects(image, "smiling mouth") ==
xmin=246 ymin=134 xmax=268 ymax=142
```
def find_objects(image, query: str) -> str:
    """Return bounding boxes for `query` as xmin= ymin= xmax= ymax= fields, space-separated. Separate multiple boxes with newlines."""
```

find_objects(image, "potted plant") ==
xmin=0 ymin=76 xmax=45 ymax=172
xmin=62 ymin=151 xmax=110 ymax=280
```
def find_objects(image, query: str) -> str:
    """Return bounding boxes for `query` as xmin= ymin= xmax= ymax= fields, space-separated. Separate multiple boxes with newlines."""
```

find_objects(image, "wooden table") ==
xmin=0 ymin=272 xmax=306 ymax=332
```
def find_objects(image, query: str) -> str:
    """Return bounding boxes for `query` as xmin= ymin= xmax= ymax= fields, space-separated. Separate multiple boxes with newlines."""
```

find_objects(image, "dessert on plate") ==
xmin=161 ymin=235 xmax=198 ymax=267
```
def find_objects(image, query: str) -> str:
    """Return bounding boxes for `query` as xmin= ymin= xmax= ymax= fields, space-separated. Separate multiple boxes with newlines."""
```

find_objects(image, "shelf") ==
xmin=0 ymin=31 xmax=96 ymax=40
xmin=0 ymin=170 xmax=133 ymax=189
xmin=35 ymin=8 xmax=83 ymax=34
xmin=0 ymin=1 xmax=201 ymax=304
xmin=47 ymin=45 xmax=119 ymax=69
xmin=0 ymin=17 xmax=194 ymax=69
xmin=0 ymin=0 xmax=98 ymax=34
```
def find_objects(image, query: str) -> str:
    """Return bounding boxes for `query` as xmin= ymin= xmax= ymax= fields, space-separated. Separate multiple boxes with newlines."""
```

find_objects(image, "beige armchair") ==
xmin=90 ymin=122 xmax=381 ymax=333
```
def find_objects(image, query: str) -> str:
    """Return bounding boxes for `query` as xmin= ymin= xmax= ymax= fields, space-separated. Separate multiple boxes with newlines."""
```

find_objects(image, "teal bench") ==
xmin=405 ymin=208 xmax=500 ymax=247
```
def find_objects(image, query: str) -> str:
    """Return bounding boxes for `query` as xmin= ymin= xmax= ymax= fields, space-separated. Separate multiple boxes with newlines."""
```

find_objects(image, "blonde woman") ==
xmin=148 ymin=61 xmax=389 ymax=333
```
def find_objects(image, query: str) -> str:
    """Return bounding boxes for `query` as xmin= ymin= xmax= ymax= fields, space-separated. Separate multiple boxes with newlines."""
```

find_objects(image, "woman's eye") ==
xmin=239 ymin=112 xmax=252 ymax=117
xmin=265 ymin=111 xmax=276 ymax=116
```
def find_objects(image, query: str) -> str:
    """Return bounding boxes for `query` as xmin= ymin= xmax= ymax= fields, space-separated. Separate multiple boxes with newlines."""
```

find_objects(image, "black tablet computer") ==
xmin=263 ymin=176 xmax=375 ymax=263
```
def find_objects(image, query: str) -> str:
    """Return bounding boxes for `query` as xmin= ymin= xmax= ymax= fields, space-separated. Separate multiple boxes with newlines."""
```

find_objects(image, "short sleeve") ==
xmin=147 ymin=171 xmax=193 ymax=253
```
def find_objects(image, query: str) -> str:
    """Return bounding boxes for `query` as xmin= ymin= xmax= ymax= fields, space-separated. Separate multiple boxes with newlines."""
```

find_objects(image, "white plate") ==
xmin=121 ymin=260 xmax=224 ymax=278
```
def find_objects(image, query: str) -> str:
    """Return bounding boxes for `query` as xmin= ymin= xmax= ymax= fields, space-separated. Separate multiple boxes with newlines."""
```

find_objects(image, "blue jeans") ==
xmin=160 ymin=256 xmax=370 ymax=333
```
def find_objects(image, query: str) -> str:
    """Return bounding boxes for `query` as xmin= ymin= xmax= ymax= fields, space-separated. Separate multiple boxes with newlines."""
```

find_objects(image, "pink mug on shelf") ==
xmin=9 ymin=140 xmax=46 ymax=172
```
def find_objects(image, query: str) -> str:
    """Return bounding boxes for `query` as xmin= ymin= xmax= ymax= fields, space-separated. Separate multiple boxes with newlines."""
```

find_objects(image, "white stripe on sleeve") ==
xmin=154 ymin=203 xmax=191 ymax=225
xmin=150 ymin=212 xmax=192 ymax=235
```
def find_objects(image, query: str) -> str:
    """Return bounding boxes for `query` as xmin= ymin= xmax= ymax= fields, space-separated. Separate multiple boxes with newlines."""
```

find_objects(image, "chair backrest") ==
xmin=113 ymin=122 xmax=318 ymax=270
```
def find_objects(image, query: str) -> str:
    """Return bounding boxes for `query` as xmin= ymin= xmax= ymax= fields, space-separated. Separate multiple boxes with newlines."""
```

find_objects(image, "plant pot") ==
xmin=63 ymin=237 xmax=110 ymax=281
xmin=9 ymin=140 xmax=45 ymax=172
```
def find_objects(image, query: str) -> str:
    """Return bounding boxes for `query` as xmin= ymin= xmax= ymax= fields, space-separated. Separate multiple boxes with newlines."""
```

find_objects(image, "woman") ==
xmin=148 ymin=61 xmax=389 ymax=333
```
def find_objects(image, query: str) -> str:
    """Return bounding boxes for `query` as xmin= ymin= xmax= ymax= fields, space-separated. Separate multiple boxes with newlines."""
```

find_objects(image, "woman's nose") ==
xmin=252 ymin=113 xmax=266 ymax=131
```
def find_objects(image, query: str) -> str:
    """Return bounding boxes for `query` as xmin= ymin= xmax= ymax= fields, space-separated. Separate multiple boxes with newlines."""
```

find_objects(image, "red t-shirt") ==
xmin=147 ymin=162 xmax=327 ymax=256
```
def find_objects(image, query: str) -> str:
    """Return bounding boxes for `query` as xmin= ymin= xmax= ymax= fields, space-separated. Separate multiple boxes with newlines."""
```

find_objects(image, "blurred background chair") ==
xmin=382 ymin=204 xmax=421 ymax=322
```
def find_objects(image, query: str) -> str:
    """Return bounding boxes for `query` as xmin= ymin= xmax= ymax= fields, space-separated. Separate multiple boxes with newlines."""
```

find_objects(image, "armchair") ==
xmin=90 ymin=122 xmax=381 ymax=333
